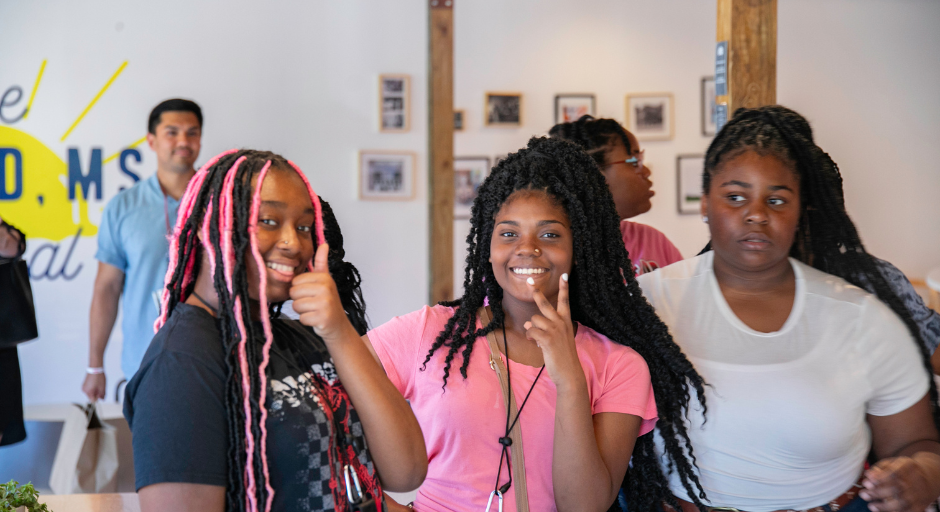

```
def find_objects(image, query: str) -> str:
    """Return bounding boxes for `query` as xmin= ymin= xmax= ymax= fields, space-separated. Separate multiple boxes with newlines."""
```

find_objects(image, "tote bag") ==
xmin=49 ymin=403 xmax=119 ymax=495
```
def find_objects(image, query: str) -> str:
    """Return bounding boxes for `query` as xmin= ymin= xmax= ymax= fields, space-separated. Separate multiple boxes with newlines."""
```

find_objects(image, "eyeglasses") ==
xmin=604 ymin=149 xmax=645 ymax=170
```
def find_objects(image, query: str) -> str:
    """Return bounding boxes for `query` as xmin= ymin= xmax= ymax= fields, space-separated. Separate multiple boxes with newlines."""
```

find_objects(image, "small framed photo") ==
xmin=625 ymin=93 xmax=674 ymax=141
xmin=554 ymin=94 xmax=595 ymax=124
xmin=454 ymin=109 xmax=465 ymax=132
xmin=676 ymin=154 xmax=705 ymax=215
xmin=701 ymin=77 xmax=717 ymax=136
xmin=359 ymin=151 xmax=415 ymax=200
xmin=484 ymin=92 xmax=522 ymax=127
xmin=454 ymin=156 xmax=491 ymax=218
xmin=379 ymin=74 xmax=410 ymax=132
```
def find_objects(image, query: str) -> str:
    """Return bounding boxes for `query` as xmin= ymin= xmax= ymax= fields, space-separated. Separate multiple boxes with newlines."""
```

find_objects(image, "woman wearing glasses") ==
xmin=550 ymin=116 xmax=682 ymax=275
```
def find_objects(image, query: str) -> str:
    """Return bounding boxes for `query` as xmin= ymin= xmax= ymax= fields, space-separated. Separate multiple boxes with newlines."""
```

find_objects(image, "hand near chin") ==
xmin=289 ymin=243 xmax=352 ymax=343
xmin=524 ymin=273 xmax=584 ymax=390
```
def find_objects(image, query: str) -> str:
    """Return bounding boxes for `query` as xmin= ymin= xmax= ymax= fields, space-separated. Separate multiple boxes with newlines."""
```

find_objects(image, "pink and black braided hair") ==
xmin=153 ymin=149 xmax=368 ymax=512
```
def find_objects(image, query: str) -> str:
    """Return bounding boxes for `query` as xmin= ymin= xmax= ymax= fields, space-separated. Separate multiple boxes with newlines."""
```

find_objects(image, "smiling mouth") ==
xmin=511 ymin=267 xmax=547 ymax=275
xmin=266 ymin=261 xmax=297 ymax=281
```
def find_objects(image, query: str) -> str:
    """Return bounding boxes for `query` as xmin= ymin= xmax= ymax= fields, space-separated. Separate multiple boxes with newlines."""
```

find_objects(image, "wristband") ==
xmin=86 ymin=367 xmax=105 ymax=375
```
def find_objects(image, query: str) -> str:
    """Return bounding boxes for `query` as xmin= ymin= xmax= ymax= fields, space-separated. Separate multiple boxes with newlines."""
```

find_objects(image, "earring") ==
xmin=702 ymin=215 xmax=709 ymax=224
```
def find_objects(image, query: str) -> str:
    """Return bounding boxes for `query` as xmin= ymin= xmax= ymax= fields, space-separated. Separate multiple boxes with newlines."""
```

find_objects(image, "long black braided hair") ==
xmin=702 ymin=105 xmax=940 ymax=435
xmin=423 ymin=136 xmax=708 ymax=510
xmin=155 ymin=149 xmax=369 ymax=512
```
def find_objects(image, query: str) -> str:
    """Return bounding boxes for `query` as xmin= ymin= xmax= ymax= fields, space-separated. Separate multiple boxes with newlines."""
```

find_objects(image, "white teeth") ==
xmin=512 ymin=268 xmax=546 ymax=275
xmin=266 ymin=262 xmax=294 ymax=273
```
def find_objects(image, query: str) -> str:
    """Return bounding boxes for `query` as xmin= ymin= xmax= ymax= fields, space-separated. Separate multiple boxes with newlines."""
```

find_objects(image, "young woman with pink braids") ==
xmin=123 ymin=149 xmax=427 ymax=512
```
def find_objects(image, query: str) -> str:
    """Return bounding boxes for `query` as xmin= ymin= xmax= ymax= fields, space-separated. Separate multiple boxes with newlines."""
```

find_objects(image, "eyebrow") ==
xmin=719 ymin=180 xmax=794 ymax=192
xmin=261 ymin=200 xmax=315 ymax=214
xmin=162 ymin=124 xmax=200 ymax=131
xmin=496 ymin=219 xmax=566 ymax=227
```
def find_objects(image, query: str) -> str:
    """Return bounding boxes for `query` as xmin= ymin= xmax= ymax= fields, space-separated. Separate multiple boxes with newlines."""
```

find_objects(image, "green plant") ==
xmin=0 ymin=481 xmax=50 ymax=512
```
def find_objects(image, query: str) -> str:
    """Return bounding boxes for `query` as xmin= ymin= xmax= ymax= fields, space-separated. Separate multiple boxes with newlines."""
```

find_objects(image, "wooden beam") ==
xmin=716 ymin=0 xmax=777 ymax=117
xmin=429 ymin=0 xmax=454 ymax=304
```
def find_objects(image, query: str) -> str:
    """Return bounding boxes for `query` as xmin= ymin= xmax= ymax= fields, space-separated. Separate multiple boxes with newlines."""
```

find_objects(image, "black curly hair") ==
xmin=702 ymin=104 xmax=940 ymax=434
xmin=548 ymin=114 xmax=639 ymax=168
xmin=423 ymin=136 xmax=708 ymax=511
xmin=155 ymin=149 xmax=369 ymax=512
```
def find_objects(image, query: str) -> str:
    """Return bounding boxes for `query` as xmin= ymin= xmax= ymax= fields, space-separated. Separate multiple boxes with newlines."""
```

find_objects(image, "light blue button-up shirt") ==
xmin=95 ymin=174 xmax=180 ymax=378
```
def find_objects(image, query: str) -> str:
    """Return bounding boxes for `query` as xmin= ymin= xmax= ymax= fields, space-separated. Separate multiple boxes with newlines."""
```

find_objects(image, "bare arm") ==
xmin=553 ymin=389 xmax=640 ymax=510
xmin=139 ymin=483 xmax=225 ymax=512
xmin=861 ymin=394 xmax=940 ymax=511
xmin=82 ymin=261 xmax=124 ymax=401
xmin=290 ymin=244 xmax=427 ymax=492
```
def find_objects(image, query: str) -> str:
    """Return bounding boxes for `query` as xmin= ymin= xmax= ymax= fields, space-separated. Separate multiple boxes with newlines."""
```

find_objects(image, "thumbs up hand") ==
xmin=290 ymin=243 xmax=354 ymax=343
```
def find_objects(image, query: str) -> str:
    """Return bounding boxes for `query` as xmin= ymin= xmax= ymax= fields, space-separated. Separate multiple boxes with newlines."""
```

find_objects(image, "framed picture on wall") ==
xmin=454 ymin=109 xmax=465 ymax=131
xmin=554 ymin=94 xmax=595 ymax=124
xmin=701 ymin=77 xmax=717 ymax=136
xmin=454 ymin=156 xmax=491 ymax=218
xmin=625 ymin=93 xmax=674 ymax=141
xmin=484 ymin=92 xmax=523 ymax=127
xmin=379 ymin=74 xmax=410 ymax=132
xmin=676 ymin=154 xmax=705 ymax=215
xmin=359 ymin=150 xmax=415 ymax=200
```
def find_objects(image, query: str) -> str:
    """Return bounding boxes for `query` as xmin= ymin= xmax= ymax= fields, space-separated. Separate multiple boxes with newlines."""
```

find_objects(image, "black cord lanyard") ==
xmin=492 ymin=321 xmax=545 ymax=497
xmin=190 ymin=291 xmax=218 ymax=316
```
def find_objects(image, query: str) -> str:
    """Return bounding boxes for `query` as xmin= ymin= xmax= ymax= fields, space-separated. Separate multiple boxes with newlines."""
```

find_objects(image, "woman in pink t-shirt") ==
xmin=550 ymin=116 xmax=683 ymax=275
xmin=364 ymin=137 xmax=707 ymax=511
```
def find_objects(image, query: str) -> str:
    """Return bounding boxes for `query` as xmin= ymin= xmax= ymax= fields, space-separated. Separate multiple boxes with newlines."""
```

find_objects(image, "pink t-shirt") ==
xmin=368 ymin=305 xmax=657 ymax=512
xmin=620 ymin=220 xmax=683 ymax=276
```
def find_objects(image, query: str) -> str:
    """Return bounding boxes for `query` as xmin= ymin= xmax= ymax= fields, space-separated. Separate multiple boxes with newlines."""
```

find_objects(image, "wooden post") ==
xmin=429 ymin=0 xmax=454 ymax=304
xmin=716 ymin=0 xmax=776 ymax=120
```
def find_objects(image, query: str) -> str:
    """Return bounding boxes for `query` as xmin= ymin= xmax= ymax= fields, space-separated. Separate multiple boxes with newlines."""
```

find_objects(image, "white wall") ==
xmin=0 ymin=0 xmax=429 ymax=405
xmin=2 ymin=0 xmax=938 ymax=407
xmin=778 ymin=0 xmax=940 ymax=278
xmin=452 ymin=0 xmax=940 ymax=293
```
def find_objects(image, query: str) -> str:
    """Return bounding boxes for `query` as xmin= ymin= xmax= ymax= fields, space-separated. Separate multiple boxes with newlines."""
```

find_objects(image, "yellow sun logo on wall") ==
xmin=0 ymin=60 xmax=146 ymax=243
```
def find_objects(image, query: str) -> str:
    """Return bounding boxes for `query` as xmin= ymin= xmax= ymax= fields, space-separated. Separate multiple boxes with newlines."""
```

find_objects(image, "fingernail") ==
xmin=562 ymin=273 xmax=568 ymax=282
xmin=526 ymin=277 xmax=535 ymax=285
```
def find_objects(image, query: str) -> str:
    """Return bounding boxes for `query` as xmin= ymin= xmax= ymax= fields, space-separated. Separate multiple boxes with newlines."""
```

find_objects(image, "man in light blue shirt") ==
xmin=82 ymin=99 xmax=203 ymax=401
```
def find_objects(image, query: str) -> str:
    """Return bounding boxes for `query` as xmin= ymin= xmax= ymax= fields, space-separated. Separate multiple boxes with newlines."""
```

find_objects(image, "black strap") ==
xmin=189 ymin=291 xmax=219 ymax=315
xmin=492 ymin=321 xmax=545 ymax=496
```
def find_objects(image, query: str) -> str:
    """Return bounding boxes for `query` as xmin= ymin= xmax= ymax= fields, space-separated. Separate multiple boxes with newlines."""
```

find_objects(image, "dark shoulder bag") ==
xmin=0 ymin=222 xmax=38 ymax=347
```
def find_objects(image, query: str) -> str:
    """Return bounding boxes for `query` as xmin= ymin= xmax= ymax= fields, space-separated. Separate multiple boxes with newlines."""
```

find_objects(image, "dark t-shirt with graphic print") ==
xmin=124 ymin=303 xmax=383 ymax=511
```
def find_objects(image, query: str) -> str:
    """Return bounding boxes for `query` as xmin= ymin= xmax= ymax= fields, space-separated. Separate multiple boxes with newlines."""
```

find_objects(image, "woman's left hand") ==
xmin=860 ymin=453 xmax=940 ymax=512
xmin=525 ymin=273 xmax=584 ymax=389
